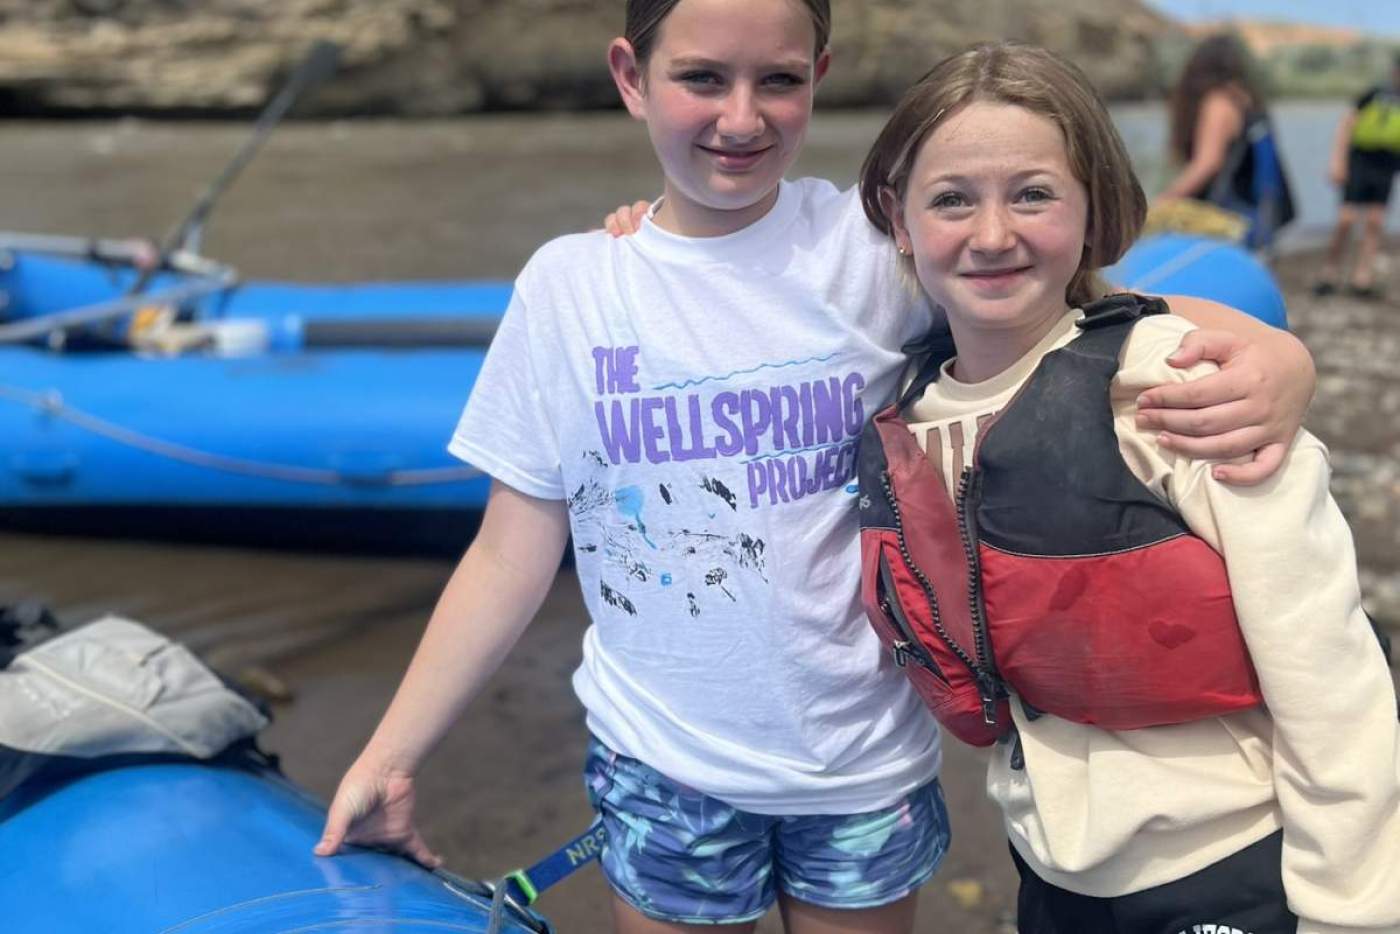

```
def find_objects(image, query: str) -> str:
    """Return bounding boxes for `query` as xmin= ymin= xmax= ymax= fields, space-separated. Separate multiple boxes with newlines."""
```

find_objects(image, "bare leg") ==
xmin=1320 ymin=204 xmax=1358 ymax=284
xmin=611 ymin=893 xmax=759 ymax=934
xmin=777 ymin=891 xmax=919 ymax=934
xmin=1351 ymin=205 xmax=1387 ymax=290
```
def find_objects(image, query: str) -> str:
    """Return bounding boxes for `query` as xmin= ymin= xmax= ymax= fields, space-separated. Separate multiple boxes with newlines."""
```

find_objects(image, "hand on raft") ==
xmin=315 ymin=758 xmax=443 ymax=869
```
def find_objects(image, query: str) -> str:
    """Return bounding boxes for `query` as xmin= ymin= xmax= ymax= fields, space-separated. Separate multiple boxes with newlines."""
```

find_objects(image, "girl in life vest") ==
xmin=857 ymin=41 xmax=1400 ymax=934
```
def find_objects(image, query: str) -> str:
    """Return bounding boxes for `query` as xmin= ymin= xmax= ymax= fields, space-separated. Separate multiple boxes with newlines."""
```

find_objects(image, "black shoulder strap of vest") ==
xmin=896 ymin=294 xmax=1165 ymax=409
xmin=1076 ymin=292 xmax=1169 ymax=331
xmin=896 ymin=326 xmax=958 ymax=410
xmin=1063 ymin=293 xmax=1172 ymax=367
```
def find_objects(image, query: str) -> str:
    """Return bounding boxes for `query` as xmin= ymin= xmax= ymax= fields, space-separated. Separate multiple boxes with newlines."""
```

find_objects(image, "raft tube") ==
xmin=0 ymin=246 xmax=503 ymax=524
xmin=1106 ymin=233 xmax=1288 ymax=329
xmin=0 ymin=760 xmax=550 ymax=933
xmin=0 ymin=234 xmax=1285 ymax=533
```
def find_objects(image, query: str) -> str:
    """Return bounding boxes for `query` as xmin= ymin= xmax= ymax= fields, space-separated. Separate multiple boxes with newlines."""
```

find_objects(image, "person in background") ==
xmin=1314 ymin=54 xmax=1400 ymax=298
xmin=1161 ymin=33 xmax=1295 ymax=253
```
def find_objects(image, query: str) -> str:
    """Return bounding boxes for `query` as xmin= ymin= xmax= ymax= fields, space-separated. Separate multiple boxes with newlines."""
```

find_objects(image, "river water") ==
xmin=1 ymin=100 xmax=1391 ymax=288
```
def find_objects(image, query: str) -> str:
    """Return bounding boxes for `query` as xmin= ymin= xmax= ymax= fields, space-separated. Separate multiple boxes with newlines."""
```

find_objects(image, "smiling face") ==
xmin=610 ymin=0 xmax=828 ymax=237
xmin=887 ymin=101 xmax=1089 ymax=380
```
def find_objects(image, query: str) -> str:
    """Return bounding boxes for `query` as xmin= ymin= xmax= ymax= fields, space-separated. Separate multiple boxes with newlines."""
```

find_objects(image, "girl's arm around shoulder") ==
xmin=1135 ymin=294 xmax=1315 ymax=485
xmin=1114 ymin=318 xmax=1400 ymax=933
xmin=1112 ymin=311 xmax=1324 ymax=557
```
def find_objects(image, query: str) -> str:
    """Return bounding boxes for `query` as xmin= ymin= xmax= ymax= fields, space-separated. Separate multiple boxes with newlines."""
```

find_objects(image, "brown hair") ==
xmin=624 ymin=0 xmax=832 ymax=64
xmin=1168 ymin=33 xmax=1263 ymax=163
xmin=858 ymin=41 xmax=1146 ymax=310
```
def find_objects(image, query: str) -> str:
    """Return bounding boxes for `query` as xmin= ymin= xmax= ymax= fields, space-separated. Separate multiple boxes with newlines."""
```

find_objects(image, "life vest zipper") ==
xmin=879 ymin=469 xmax=982 ymax=682
xmin=877 ymin=553 xmax=947 ymax=683
xmin=956 ymin=464 xmax=1003 ymax=726
xmin=956 ymin=359 xmax=1040 ymax=728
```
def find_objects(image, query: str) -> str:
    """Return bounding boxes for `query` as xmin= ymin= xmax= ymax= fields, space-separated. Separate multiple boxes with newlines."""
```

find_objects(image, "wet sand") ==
xmin=2 ymin=116 xmax=1396 ymax=932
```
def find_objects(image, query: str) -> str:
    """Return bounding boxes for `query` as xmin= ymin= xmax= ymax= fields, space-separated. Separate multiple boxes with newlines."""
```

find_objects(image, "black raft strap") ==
xmin=1076 ymin=292 xmax=1169 ymax=331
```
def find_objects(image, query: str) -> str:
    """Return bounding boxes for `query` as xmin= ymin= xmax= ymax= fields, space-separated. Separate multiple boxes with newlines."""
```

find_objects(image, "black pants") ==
xmin=1343 ymin=148 xmax=1398 ymax=206
xmin=1013 ymin=831 xmax=1297 ymax=934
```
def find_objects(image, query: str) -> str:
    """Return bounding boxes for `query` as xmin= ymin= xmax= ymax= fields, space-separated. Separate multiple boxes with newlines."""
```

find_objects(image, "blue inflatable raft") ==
xmin=0 ymin=231 xmax=1285 ymax=547
xmin=0 ymin=610 xmax=559 ymax=933
xmin=1106 ymin=232 xmax=1287 ymax=330
xmin=0 ymin=238 xmax=513 ymax=547
xmin=0 ymin=759 xmax=551 ymax=933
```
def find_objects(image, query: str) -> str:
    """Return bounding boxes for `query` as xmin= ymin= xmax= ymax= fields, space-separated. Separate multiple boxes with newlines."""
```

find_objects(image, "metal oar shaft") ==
xmin=0 ymin=272 xmax=236 ymax=345
xmin=164 ymin=41 xmax=341 ymax=255
xmin=125 ymin=40 xmax=341 ymax=297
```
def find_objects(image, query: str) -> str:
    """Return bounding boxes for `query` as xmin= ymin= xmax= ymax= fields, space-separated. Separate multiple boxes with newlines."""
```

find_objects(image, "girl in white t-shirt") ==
xmin=314 ymin=4 xmax=1316 ymax=932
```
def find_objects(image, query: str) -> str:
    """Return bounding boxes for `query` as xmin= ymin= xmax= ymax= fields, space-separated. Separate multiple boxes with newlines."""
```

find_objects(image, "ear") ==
xmin=878 ymin=185 xmax=913 ymax=257
xmin=813 ymin=47 xmax=831 ymax=86
xmin=608 ymin=38 xmax=648 ymax=120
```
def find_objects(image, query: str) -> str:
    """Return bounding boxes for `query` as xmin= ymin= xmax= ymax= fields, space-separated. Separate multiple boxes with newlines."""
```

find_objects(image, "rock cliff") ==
xmin=0 ymin=0 xmax=1177 ymax=115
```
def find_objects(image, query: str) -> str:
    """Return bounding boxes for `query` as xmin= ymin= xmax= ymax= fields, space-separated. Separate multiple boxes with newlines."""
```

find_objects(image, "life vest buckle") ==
xmin=892 ymin=641 xmax=912 ymax=668
xmin=977 ymin=673 xmax=1002 ymax=727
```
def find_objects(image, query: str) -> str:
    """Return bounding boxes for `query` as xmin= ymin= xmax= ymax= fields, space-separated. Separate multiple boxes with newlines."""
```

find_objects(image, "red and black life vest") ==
xmin=857 ymin=294 xmax=1263 ymax=747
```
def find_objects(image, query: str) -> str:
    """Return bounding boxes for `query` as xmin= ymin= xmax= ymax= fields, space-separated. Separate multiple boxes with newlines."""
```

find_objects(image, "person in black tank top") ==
xmin=1161 ymin=33 xmax=1294 ymax=253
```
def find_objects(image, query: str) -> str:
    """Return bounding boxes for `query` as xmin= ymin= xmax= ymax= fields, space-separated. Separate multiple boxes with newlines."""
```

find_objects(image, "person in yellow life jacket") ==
xmin=1315 ymin=55 xmax=1400 ymax=298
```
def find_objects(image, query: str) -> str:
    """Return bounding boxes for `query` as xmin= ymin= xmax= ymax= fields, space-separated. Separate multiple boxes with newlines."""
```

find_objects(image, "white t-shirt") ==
xmin=451 ymin=178 xmax=942 ymax=814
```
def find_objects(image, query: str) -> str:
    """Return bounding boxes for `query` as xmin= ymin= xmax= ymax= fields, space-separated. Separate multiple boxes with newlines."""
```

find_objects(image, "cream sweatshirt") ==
xmin=903 ymin=309 xmax=1400 ymax=933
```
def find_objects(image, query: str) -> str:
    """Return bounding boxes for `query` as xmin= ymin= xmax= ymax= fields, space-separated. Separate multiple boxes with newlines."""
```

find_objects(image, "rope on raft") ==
xmin=1119 ymin=236 xmax=1225 ymax=293
xmin=0 ymin=384 xmax=483 ymax=488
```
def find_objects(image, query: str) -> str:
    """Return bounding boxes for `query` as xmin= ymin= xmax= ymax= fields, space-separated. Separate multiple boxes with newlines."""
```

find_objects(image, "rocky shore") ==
xmin=1277 ymin=248 xmax=1400 ymax=634
xmin=0 ymin=0 xmax=1174 ymax=115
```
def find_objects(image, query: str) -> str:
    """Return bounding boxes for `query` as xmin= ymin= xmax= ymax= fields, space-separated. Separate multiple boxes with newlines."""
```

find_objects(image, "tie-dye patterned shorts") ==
xmin=583 ymin=736 xmax=950 ymax=924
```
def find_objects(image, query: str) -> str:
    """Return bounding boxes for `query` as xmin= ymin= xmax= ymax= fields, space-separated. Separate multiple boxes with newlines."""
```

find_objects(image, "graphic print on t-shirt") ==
xmin=572 ymin=343 xmax=867 ymax=618
xmin=911 ymin=413 xmax=998 ymax=494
